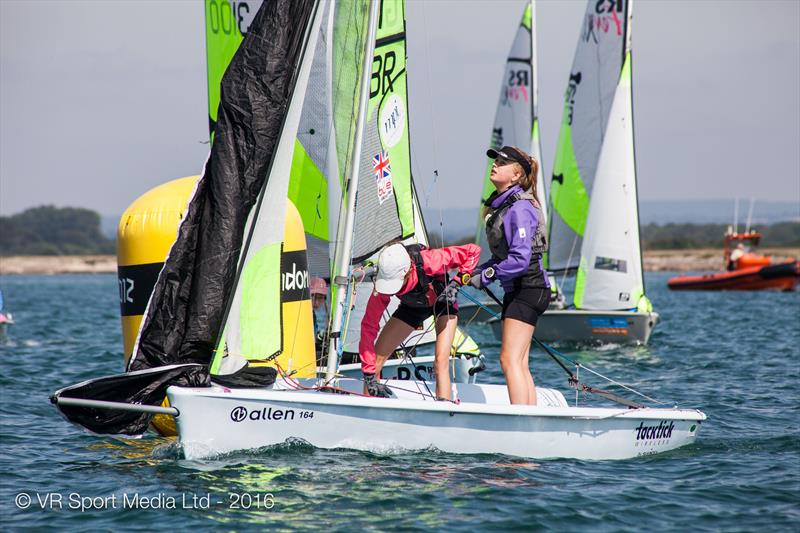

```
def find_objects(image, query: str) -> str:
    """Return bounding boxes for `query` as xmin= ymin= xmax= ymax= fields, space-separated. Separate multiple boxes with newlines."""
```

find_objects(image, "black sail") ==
xmin=52 ymin=0 xmax=317 ymax=436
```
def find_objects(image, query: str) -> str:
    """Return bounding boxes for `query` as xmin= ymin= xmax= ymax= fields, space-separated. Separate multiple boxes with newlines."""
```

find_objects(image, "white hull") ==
xmin=336 ymin=354 xmax=484 ymax=384
xmin=169 ymin=378 xmax=705 ymax=461
xmin=490 ymin=309 xmax=659 ymax=345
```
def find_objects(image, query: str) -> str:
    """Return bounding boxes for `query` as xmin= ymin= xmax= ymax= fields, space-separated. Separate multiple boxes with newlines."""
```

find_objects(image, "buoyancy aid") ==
xmin=484 ymin=190 xmax=549 ymax=289
xmin=397 ymin=244 xmax=445 ymax=308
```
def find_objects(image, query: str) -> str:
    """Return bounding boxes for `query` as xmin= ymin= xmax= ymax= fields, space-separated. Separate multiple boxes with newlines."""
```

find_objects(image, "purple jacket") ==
xmin=479 ymin=185 xmax=550 ymax=291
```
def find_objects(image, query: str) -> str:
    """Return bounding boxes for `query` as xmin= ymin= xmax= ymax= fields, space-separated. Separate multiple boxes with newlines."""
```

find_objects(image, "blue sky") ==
xmin=1 ymin=0 xmax=798 ymax=217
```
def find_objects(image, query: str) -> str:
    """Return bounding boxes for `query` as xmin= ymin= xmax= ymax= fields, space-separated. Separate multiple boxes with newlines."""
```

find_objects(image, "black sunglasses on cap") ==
xmin=486 ymin=146 xmax=532 ymax=177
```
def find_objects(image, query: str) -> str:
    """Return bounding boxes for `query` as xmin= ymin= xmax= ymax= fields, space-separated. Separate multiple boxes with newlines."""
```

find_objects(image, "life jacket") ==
xmin=397 ymin=244 xmax=445 ymax=308
xmin=484 ymin=190 xmax=548 ymax=289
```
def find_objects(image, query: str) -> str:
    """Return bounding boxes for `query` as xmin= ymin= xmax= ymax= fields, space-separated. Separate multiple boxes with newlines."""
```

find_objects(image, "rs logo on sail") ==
xmin=564 ymin=72 xmax=582 ymax=125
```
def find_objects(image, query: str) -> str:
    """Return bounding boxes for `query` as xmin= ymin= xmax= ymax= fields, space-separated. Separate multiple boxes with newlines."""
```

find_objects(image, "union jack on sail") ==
xmin=373 ymin=151 xmax=391 ymax=179
xmin=372 ymin=151 xmax=394 ymax=205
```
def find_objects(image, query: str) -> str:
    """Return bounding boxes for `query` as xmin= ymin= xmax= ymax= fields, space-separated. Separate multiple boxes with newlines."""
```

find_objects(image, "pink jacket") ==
xmin=359 ymin=244 xmax=481 ymax=374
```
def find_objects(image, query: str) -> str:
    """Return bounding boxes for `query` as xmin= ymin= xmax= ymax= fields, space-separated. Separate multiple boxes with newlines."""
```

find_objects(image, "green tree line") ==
xmin=0 ymin=206 xmax=115 ymax=255
xmin=1 ymin=206 xmax=797 ymax=255
xmin=441 ymin=221 xmax=800 ymax=249
xmin=640 ymin=222 xmax=799 ymax=249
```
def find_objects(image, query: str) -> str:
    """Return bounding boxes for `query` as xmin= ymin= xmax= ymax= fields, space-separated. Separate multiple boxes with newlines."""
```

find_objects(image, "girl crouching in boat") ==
xmin=470 ymin=146 xmax=550 ymax=405
xmin=359 ymin=242 xmax=481 ymax=399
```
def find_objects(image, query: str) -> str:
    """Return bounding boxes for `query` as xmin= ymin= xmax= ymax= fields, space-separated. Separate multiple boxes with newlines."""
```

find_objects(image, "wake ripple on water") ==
xmin=0 ymin=273 xmax=798 ymax=531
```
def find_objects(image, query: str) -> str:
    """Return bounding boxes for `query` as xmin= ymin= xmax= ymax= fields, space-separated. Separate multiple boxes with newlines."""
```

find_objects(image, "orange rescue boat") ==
xmin=668 ymin=230 xmax=799 ymax=291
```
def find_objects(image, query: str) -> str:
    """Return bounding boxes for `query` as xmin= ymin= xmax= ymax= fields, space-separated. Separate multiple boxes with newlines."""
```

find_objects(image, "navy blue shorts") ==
xmin=501 ymin=287 xmax=549 ymax=327
xmin=392 ymin=301 xmax=458 ymax=329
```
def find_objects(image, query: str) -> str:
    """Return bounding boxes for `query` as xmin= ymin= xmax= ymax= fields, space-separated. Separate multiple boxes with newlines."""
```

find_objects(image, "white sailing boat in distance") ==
xmin=53 ymin=0 xmax=704 ymax=461
xmin=489 ymin=0 xmax=659 ymax=345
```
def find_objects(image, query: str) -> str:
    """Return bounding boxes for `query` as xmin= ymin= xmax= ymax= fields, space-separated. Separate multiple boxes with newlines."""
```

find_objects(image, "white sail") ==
xmin=573 ymin=54 xmax=645 ymax=310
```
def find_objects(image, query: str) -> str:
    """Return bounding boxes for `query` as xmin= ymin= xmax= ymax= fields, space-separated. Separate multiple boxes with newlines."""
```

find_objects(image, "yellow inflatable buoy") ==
xmin=117 ymin=176 xmax=199 ymax=364
xmin=117 ymin=178 xmax=317 ymax=436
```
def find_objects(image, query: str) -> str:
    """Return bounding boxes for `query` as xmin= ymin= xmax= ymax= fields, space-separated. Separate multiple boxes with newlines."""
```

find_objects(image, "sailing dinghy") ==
xmin=488 ymin=0 xmax=659 ymax=345
xmin=52 ymin=0 xmax=705 ymax=461
xmin=207 ymin=0 xmax=486 ymax=384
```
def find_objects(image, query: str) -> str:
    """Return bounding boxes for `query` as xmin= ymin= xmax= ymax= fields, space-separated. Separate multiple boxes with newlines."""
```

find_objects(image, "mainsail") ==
xmin=476 ymin=1 xmax=546 ymax=263
xmin=336 ymin=0 xmax=430 ymax=355
xmin=205 ymin=0 xmax=259 ymax=138
xmin=548 ymin=0 xmax=629 ymax=274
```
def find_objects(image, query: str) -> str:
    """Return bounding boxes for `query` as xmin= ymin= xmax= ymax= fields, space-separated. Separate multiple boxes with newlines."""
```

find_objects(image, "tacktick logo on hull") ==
xmin=634 ymin=420 xmax=675 ymax=444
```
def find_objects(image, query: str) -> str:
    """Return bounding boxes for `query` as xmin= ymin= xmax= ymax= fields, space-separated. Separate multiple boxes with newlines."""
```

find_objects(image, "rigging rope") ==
xmin=456 ymin=288 xmax=667 ymax=408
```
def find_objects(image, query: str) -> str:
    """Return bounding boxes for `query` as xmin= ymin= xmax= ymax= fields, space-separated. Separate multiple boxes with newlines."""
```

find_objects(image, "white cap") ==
xmin=375 ymin=244 xmax=411 ymax=294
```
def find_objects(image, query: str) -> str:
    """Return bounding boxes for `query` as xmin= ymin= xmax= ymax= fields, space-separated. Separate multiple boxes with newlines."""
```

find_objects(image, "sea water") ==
xmin=0 ymin=273 xmax=798 ymax=531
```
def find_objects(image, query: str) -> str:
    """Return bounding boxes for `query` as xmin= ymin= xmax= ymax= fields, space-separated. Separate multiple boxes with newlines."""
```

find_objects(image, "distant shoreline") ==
xmin=2 ymin=249 xmax=798 ymax=275
xmin=1 ymin=255 xmax=117 ymax=275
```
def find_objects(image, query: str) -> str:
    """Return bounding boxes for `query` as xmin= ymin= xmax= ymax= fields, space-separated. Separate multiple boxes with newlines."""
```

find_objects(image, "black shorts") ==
xmin=392 ymin=301 xmax=458 ymax=329
xmin=501 ymin=287 xmax=549 ymax=327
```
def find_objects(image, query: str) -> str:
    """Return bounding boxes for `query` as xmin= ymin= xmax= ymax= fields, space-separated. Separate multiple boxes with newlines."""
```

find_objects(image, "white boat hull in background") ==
xmin=490 ymin=309 xmax=660 ymax=345
xmin=457 ymin=300 xmax=502 ymax=324
xmin=336 ymin=354 xmax=485 ymax=384
xmin=169 ymin=378 xmax=705 ymax=461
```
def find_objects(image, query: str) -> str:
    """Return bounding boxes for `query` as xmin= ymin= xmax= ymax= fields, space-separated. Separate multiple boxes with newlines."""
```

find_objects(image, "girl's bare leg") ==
xmin=433 ymin=314 xmax=458 ymax=400
xmin=367 ymin=318 xmax=415 ymax=394
xmin=499 ymin=318 xmax=536 ymax=405
xmin=523 ymin=328 xmax=536 ymax=404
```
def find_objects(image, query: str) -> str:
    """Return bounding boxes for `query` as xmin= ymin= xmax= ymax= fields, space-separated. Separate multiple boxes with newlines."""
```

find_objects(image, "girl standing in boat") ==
xmin=359 ymin=242 xmax=481 ymax=400
xmin=470 ymin=146 xmax=550 ymax=405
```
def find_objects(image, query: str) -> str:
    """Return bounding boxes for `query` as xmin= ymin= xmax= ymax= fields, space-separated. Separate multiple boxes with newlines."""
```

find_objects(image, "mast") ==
xmin=325 ymin=0 xmax=380 ymax=382
xmin=626 ymin=0 xmax=646 ymax=296
xmin=529 ymin=0 xmax=548 ymax=224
